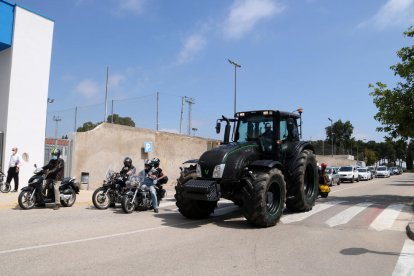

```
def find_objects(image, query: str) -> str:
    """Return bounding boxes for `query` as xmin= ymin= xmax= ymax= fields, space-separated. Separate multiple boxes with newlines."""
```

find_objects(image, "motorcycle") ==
xmin=121 ymin=175 xmax=166 ymax=214
xmin=18 ymin=165 xmax=79 ymax=209
xmin=92 ymin=169 xmax=127 ymax=209
xmin=0 ymin=171 xmax=11 ymax=193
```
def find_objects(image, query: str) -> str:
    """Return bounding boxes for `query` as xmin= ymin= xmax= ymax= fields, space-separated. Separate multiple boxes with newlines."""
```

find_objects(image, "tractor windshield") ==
xmin=235 ymin=115 xmax=273 ymax=143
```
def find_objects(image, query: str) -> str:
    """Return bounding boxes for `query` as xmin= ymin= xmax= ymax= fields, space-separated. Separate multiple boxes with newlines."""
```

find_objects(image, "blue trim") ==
xmin=0 ymin=0 xmax=14 ymax=49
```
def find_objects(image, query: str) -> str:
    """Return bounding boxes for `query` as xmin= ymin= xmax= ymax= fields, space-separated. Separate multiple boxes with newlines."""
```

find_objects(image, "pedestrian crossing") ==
xmin=160 ymin=196 xmax=410 ymax=232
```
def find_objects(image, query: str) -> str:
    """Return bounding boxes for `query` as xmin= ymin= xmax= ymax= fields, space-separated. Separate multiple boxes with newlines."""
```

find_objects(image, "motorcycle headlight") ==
xmin=212 ymin=164 xmax=225 ymax=179
xmin=196 ymin=164 xmax=202 ymax=178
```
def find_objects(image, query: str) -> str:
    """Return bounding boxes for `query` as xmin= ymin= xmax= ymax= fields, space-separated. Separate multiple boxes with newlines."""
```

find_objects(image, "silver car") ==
xmin=326 ymin=167 xmax=340 ymax=186
xmin=375 ymin=166 xmax=390 ymax=178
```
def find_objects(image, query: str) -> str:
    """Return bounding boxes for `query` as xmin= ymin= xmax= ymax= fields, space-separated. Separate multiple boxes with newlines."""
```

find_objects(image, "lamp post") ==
xmin=328 ymin=117 xmax=333 ymax=157
xmin=228 ymin=59 xmax=241 ymax=116
xmin=52 ymin=115 xmax=62 ymax=146
xmin=192 ymin=127 xmax=198 ymax=136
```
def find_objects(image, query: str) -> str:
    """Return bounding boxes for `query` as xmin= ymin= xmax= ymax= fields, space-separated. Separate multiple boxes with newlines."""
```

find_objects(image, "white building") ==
xmin=0 ymin=0 xmax=54 ymax=185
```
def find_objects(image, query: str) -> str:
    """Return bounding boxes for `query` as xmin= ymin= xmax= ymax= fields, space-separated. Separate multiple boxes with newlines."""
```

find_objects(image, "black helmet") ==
xmin=151 ymin=157 xmax=160 ymax=168
xmin=51 ymin=148 xmax=61 ymax=157
xmin=123 ymin=157 xmax=132 ymax=168
xmin=144 ymin=159 xmax=152 ymax=167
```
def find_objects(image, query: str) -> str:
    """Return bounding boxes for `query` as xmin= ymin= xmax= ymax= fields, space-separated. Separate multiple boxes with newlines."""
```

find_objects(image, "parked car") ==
xmin=391 ymin=167 xmax=400 ymax=175
xmin=367 ymin=166 xmax=376 ymax=178
xmin=357 ymin=168 xmax=372 ymax=181
xmin=326 ymin=166 xmax=340 ymax=186
xmin=338 ymin=166 xmax=359 ymax=183
xmin=375 ymin=166 xmax=390 ymax=178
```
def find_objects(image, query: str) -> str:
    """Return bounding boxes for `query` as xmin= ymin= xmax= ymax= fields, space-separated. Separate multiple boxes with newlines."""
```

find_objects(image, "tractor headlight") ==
xmin=196 ymin=164 xmax=202 ymax=178
xmin=212 ymin=164 xmax=225 ymax=179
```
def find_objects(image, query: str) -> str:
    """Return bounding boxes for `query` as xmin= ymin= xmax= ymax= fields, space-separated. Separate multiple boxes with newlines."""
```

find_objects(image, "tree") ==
xmin=76 ymin=114 xmax=136 ymax=132
xmin=77 ymin=121 xmax=99 ymax=132
xmin=369 ymin=27 xmax=414 ymax=140
xmin=407 ymin=140 xmax=414 ymax=170
xmin=364 ymin=148 xmax=377 ymax=166
xmin=325 ymin=120 xmax=354 ymax=154
xmin=108 ymin=114 xmax=135 ymax=127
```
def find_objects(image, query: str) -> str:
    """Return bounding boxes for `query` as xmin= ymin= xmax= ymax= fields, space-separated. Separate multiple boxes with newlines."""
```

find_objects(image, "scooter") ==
xmin=18 ymin=165 xmax=79 ymax=209
xmin=319 ymin=174 xmax=330 ymax=198
xmin=0 ymin=171 xmax=10 ymax=193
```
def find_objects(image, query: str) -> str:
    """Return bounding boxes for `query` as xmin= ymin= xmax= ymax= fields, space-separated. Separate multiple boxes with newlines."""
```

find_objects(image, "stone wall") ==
xmin=315 ymin=155 xmax=357 ymax=167
xmin=71 ymin=123 xmax=218 ymax=190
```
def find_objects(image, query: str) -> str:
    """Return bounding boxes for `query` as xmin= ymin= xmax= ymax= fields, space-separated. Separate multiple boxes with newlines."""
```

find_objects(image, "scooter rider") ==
xmin=139 ymin=159 xmax=159 ymax=213
xmin=42 ymin=148 xmax=64 ymax=210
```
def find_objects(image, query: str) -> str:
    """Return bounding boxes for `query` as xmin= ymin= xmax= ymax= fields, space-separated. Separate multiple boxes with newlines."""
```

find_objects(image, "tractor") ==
xmin=175 ymin=109 xmax=318 ymax=227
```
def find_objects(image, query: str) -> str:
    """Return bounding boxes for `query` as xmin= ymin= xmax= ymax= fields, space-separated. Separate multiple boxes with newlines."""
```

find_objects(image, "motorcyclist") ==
xmin=140 ymin=166 xmax=160 ymax=213
xmin=319 ymin=163 xmax=330 ymax=185
xmin=42 ymin=148 xmax=64 ymax=210
xmin=120 ymin=157 xmax=136 ymax=180
xmin=151 ymin=157 xmax=168 ymax=186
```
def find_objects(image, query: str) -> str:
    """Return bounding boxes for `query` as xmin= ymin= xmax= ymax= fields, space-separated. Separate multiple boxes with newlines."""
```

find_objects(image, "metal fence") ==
xmin=45 ymin=93 xmax=195 ymax=139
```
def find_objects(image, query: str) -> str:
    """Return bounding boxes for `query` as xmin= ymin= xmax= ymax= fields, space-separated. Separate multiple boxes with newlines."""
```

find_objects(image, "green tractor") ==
xmin=175 ymin=109 xmax=318 ymax=227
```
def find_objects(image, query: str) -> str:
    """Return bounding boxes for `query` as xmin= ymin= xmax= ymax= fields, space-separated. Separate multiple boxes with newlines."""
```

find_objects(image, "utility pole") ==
xmin=53 ymin=115 xmax=62 ymax=146
xmin=328 ymin=117 xmax=333 ymax=157
xmin=228 ymin=59 xmax=241 ymax=115
xmin=156 ymin=92 xmax=159 ymax=131
xmin=179 ymin=96 xmax=184 ymax=134
xmin=104 ymin=66 xmax=109 ymax=122
xmin=74 ymin=106 xmax=78 ymax=132
xmin=185 ymin=96 xmax=195 ymax=135
xmin=111 ymin=100 xmax=114 ymax=123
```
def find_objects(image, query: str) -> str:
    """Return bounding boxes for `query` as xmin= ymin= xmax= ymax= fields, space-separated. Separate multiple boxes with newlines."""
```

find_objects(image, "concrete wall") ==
xmin=0 ymin=6 xmax=54 ymax=183
xmin=316 ymin=155 xmax=356 ymax=167
xmin=71 ymin=123 xmax=218 ymax=190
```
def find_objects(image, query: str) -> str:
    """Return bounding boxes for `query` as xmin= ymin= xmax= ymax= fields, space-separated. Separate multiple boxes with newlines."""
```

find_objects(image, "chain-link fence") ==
xmin=45 ymin=93 xmax=193 ymax=139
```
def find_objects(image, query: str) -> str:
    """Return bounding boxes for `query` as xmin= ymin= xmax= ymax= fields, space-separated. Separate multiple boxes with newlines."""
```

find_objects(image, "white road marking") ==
xmin=325 ymin=202 xmax=373 ymax=227
xmin=369 ymin=204 xmax=405 ymax=231
xmin=392 ymin=239 xmax=414 ymax=276
xmin=281 ymin=201 xmax=345 ymax=224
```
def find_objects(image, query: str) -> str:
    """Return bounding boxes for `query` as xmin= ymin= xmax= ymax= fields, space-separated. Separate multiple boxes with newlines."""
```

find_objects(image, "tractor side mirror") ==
xmin=215 ymin=122 xmax=221 ymax=134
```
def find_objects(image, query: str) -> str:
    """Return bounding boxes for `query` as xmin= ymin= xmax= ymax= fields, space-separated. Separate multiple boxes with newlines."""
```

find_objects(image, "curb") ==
xmin=406 ymin=198 xmax=414 ymax=241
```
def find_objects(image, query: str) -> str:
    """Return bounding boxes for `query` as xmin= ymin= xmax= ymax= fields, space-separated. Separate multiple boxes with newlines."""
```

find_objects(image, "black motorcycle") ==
xmin=0 ymin=171 xmax=10 ymax=193
xmin=121 ymin=175 xmax=166 ymax=213
xmin=92 ymin=169 xmax=127 ymax=209
xmin=18 ymin=165 xmax=79 ymax=209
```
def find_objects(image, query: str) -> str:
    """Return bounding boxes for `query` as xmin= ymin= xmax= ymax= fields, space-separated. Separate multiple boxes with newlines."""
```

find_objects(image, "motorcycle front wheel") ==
xmin=0 ymin=182 xmax=11 ymax=193
xmin=121 ymin=195 xmax=135 ymax=214
xmin=18 ymin=190 xmax=36 ymax=209
xmin=92 ymin=187 xmax=111 ymax=209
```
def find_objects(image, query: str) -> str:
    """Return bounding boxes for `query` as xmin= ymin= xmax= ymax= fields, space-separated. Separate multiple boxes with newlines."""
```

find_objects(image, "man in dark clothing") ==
xmin=42 ymin=148 xmax=64 ymax=210
xmin=6 ymin=147 xmax=21 ymax=192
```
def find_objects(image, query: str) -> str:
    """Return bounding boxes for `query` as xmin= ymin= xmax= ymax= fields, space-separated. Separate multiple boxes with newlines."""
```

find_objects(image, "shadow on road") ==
xmin=340 ymin=247 xmax=405 ymax=256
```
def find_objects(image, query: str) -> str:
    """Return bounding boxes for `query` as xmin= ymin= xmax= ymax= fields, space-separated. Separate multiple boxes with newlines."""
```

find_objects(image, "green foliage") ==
xmin=76 ymin=114 xmax=136 ymax=132
xmin=407 ymin=141 xmax=414 ymax=170
xmin=369 ymin=27 xmax=414 ymax=139
xmin=364 ymin=148 xmax=377 ymax=166
xmin=325 ymin=119 xmax=354 ymax=151
xmin=77 ymin=121 xmax=99 ymax=132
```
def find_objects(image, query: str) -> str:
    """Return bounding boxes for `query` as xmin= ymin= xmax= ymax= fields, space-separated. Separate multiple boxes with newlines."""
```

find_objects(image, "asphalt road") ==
xmin=0 ymin=173 xmax=413 ymax=275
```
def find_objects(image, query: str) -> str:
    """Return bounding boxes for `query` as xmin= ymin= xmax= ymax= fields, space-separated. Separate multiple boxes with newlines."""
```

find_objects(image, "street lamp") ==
xmin=228 ymin=59 xmax=241 ymax=116
xmin=328 ymin=118 xmax=333 ymax=157
xmin=191 ymin=127 xmax=198 ymax=136
xmin=53 ymin=115 xmax=62 ymax=145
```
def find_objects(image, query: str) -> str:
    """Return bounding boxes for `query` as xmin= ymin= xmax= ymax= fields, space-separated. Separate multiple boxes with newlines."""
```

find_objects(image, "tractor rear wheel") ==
xmin=285 ymin=150 xmax=318 ymax=212
xmin=175 ymin=170 xmax=217 ymax=219
xmin=243 ymin=168 xmax=286 ymax=227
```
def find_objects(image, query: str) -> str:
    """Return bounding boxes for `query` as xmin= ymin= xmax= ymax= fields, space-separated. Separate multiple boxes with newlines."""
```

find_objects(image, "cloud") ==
xmin=177 ymin=33 xmax=207 ymax=64
xmin=359 ymin=0 xmax=414 ymax=29
xmin=223 ymin=0 xmax=286 ymax=40
xmin=109 ymin=73 xmax=126 ymax=88
xmin=75 ymin=79 xmax=100 ymax=98
xmin=113 ymin=0 xmax=146 ymax=15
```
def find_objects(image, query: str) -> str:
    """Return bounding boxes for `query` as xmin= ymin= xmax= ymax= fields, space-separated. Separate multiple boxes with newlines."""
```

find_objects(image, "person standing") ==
xmin=43 ymin=148 xmax=64 ymax=210
xmin=6 ymin=147 xmax=21 ymax=192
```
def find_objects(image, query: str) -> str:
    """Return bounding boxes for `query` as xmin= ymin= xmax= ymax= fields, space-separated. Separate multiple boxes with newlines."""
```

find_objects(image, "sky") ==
xmin=12 ymin=0 xmax=414 ymax=142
